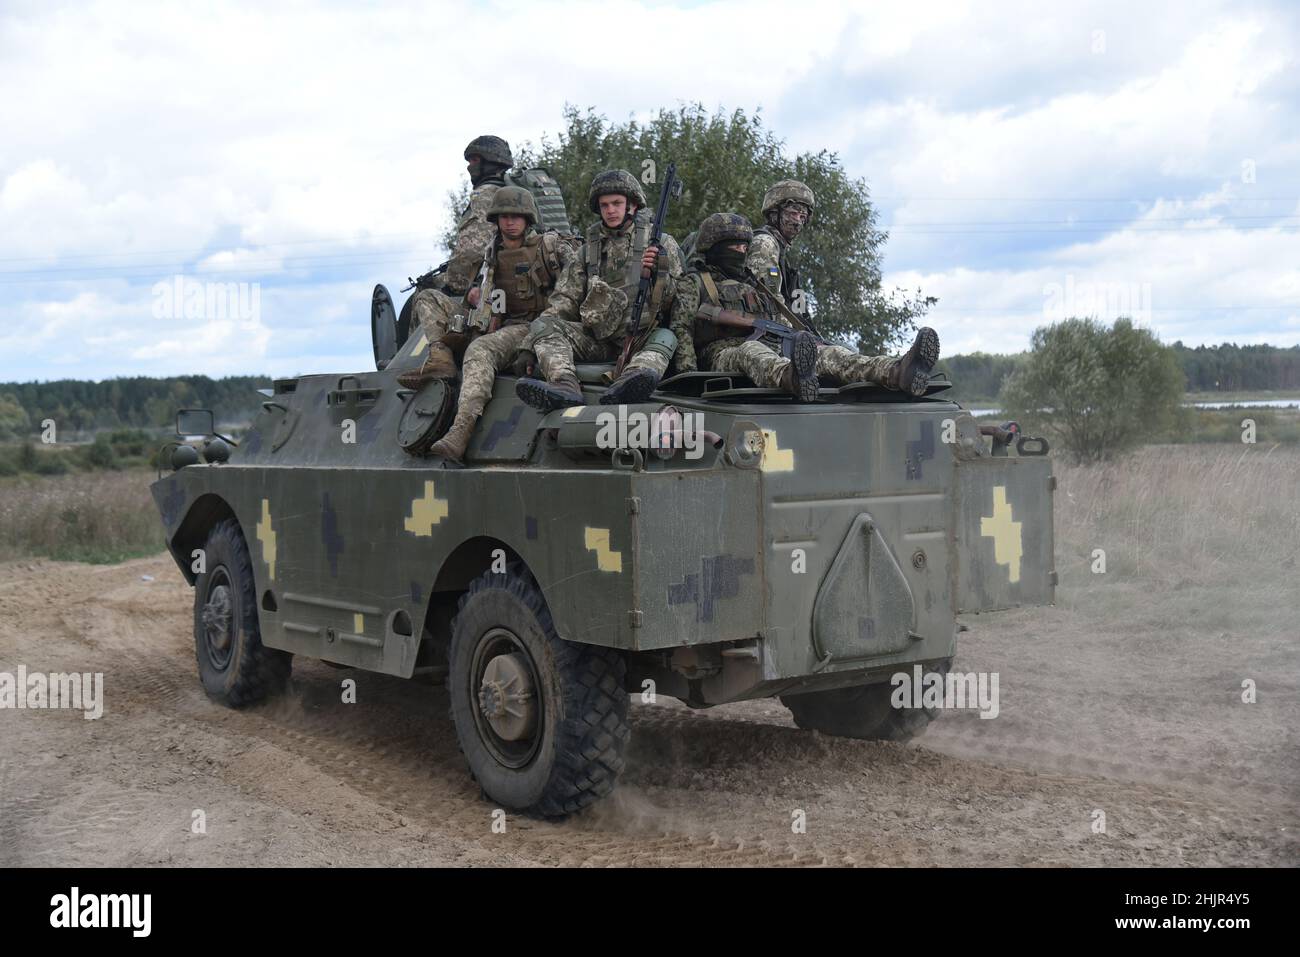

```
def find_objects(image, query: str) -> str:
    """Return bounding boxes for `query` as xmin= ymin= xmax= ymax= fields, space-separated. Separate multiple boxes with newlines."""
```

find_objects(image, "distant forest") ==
xmin=939 ymin=342 xmax=1300 ymax=401
xmin=0 ymin=375 xmax=271 ymax=438
xmin=1 ymin=342 xmax=1298 ymax=438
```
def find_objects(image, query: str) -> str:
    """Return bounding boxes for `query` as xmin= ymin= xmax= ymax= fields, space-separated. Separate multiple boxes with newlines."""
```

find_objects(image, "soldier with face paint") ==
xmin=746 ymin=179 xmax=814 ymax=307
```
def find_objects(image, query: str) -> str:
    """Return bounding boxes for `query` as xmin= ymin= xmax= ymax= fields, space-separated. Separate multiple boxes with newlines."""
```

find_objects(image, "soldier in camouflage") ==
xmin=514 ymin=169 xmax=690 ymax=410
xmin=677 ymin=213 xmax=940 ymax=399
xmin=417 ymin=187 xmax=574 ymax=462
xmin=405 ymin=135 xmax=514 ymax=381
xmin=746 ymin=179 xmax=814 ymax=306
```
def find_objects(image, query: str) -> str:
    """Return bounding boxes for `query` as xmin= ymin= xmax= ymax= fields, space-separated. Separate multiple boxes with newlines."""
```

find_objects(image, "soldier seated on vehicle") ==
xmin=405 ymin=134 xmax=514 ymax=381
xmin=747 ymin=179 xmax=814 ymax=307
xmin=673 ymin=213 xmax=940 ymax=400
xmin=513 ymin=169 xmax=691 ymax=411
xmin=399 ymin=187 xmax=575 ymax=462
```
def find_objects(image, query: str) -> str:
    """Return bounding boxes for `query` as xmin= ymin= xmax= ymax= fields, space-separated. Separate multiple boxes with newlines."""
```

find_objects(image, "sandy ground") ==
xmin=0 ymin=553 xmax=1295 ymax=867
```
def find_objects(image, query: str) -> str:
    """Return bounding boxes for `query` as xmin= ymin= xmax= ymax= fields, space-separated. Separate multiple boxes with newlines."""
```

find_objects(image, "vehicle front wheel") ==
xmin=193 ymin=518 xmax=292 ymax=706
xmin=780 ymin=658 xmax=952 ymax=742
xmin=448 ymin=568 xmax=629 ymax=817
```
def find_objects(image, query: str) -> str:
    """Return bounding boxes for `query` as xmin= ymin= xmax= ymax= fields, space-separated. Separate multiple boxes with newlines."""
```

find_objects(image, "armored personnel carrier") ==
xmin=152 ymin=305 xmax=1055 ymax=817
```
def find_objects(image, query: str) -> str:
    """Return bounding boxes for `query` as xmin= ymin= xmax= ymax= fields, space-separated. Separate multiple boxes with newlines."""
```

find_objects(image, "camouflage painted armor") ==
xmin=524 ymin=209 xmax=688 ymax=381
xmin=685 ymin=267 xmax=894 ymax=388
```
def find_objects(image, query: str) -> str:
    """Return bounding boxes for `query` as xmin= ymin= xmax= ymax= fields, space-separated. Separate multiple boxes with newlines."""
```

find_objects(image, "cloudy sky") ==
xmin=1 ymin=0 xmax=1296 ymax=382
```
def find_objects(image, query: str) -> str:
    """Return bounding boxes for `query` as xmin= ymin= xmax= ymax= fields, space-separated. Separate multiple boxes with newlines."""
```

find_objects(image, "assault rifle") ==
xmin=401 ymin=259 xmax=451 ymax=293
xmin=615 ymin=162 xmax=682 ymax=374
xmin=694 ymin=303 xmax=824 ymax=359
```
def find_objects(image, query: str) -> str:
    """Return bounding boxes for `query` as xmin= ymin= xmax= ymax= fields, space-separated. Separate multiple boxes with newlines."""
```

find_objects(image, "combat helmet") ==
xmin=587 ymin=169 xmax=647 ymax=213
xmin=695 ymin=213 xmax=753 ymax=255
xmin=486 ymin=186 xmax=539 ymax=225
xmin=464 ymin=135 xmax=513 ymax=167
xmin=761 ymin=179 xmax=816 ymax=218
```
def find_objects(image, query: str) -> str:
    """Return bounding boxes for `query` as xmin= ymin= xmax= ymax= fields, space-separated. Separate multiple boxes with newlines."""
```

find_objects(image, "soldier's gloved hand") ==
xmin=641 ymin=246 xmax=659 ymax=272
xmin=466 ymin=287 xmax=481 ymax=308
xmin=512 ymin=350 xmax=536 ymax=377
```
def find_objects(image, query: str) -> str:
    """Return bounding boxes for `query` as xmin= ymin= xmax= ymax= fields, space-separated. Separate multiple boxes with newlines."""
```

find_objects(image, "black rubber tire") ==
xmin=780 ymin=658 xmax=952 ymax=742
xmin=448 ymin=568 xmax=629 ymax=817
xmin=193 ymin=519 xmax=292 ymax=707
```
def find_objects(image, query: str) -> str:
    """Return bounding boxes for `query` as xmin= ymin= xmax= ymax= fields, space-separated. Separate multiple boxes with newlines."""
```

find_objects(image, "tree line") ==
xmin=0 ymin=375 xmax=270 ymax=439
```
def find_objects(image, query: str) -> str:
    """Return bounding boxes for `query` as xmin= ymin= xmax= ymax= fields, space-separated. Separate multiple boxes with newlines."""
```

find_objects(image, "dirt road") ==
xmin=0 ymin=553 xmax=1294 ymax=867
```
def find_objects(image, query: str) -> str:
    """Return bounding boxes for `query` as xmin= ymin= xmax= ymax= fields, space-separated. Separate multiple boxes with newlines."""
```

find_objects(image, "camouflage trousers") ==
xmin=707 ymin=338 xmax=894 ymax=388
xmin=532 ymin=320 xmax=670 ymax=382
xmin=410 ymin=288 xmax=472 ymax=355
xmin=456 ymin=323 xmax=531 ymax=417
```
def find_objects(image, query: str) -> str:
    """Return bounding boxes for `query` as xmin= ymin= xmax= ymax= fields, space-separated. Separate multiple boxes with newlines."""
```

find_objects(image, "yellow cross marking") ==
xmin=583 ymin=527 xmax=623 ymax=573
xmin=760 ymin=429 xmax=795 ymax=472
xmin=352 ymin=613 xmax=365 ymax=635
xmin=255 ymin=498 xmax=276 ymax=581
xmin=562 ymin=406 xmax=584 ymax=418
xmin=404 ymin=480 xmax=449 ymax=536
xmin=980 ymin=486 xmax=1023 ymax=583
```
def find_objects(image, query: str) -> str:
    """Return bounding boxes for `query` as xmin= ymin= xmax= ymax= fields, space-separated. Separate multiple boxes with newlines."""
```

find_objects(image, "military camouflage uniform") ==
xmin=745 ymin=228 xmax=796 ymax=303
xmin=457 ymin=228 xmax=573 ymax=418
xmin=679 ymin=268 xmax=893 ymax=388
xmin=523 ymin=210 xmax=689 ymax=381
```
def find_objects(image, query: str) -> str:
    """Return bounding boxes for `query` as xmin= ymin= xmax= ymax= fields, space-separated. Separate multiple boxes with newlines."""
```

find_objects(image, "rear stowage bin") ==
xmin=953 ymin=457 xmax=1056 ymax=612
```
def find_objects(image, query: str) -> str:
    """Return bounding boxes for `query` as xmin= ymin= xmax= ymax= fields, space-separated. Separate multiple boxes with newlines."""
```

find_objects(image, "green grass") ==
xmin=0 ymin=469 xmax=163 ymax=564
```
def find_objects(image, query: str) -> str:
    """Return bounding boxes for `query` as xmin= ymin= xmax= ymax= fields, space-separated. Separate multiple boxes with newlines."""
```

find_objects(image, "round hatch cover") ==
xmin=397 ymin=379 xmax=455 ymax=455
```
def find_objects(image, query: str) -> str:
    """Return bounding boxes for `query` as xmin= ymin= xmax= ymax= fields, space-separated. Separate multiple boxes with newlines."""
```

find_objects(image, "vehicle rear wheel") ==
xmin=780 ymin=658 xmax=952 ymax=742
xmin=448 ymin=568 xmax=629 ymax=817
xmin=193 ymin=519 xmax=292 ymax=706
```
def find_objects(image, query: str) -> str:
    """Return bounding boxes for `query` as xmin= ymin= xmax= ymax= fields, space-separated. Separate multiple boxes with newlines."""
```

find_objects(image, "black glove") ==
xmin=511 ymin=350 xmax=536 ymax=377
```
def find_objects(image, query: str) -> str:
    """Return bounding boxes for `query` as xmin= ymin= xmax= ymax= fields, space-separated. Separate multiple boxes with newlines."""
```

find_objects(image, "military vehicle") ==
xmin=152 ymin=305 xmax=1055 ymax=818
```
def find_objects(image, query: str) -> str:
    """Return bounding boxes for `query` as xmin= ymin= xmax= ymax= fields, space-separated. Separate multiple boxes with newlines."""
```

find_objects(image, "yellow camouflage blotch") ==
xmin=255 ymin=498 xmax=277 ymax=580
xmin=404 ymin=480 xmax=449 ymax=536
xmin=760 ymin=429 xmax=795 ymax=472
xmin=583 ymin=527 xmax=623 ymax=573
xmin=980 ymin=486 xmax=1023 ymax=583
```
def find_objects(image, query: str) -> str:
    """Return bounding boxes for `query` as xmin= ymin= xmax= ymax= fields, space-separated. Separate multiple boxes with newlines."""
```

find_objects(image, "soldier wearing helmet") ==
xmin=514 ymin=169 xmax=690 ymax=410
xmin=401 ymin=186 xmax=576 ymax=462
xmin=746 ymin=179 xmax=814 ymax=306
xmin=677 ymin=212 xmax=942 ymax=401
xmin=405 ymin=135 xmax=516 ymax=383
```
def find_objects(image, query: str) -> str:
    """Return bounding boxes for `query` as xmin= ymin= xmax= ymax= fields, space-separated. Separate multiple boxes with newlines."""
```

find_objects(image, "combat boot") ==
xmin=886 ymin=327 xmax=940 ymax=396
xmin=428 ymin=407 xmax=479 ymax=462
xmin=778 ymin=331 xmax=820 ymax=401
xmin=516 ymin=374 xmax=584 ymax=412
xmin=396 ymin=342 xmax=458 ymax=390
xmin=600 ymin=367 xmax=661 ymax=406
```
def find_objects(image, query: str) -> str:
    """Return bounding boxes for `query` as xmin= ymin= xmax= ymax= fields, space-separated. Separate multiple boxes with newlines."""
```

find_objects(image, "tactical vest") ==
xmin=582 ymin=209 xmax=672 ymax=328
xmin=753 ymin=225 xmax=800 ymax=305
xmin=694 ymin=268 xmax=787 ymax=347
xmin=472 ymin=229 xmax=565 ymax=326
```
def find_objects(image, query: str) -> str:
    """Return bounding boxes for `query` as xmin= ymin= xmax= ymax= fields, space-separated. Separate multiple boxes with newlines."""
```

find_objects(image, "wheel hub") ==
xmin=202 ymin=584 xmax=233 ymax=653
xmin=477 ymin=652 xmax=537 ymax=742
